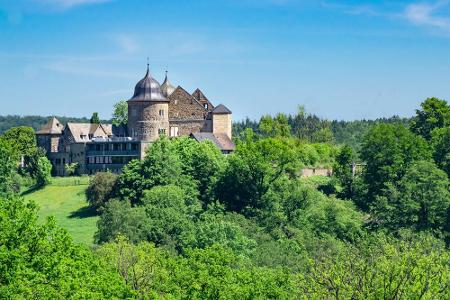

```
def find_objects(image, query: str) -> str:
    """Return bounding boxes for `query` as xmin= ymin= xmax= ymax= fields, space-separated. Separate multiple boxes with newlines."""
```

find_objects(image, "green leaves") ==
xmin=360 ymin=123 xmax=431 ymax=210
xmin=112 ymin=100 xmax=128 ymax=126
xmin=373 ymin=161 xmax=450 ymax=232
xmin=0 ymin=197 xmax=132 ymax=298
xmin=411 ymin=97 xmax=450 ymax=141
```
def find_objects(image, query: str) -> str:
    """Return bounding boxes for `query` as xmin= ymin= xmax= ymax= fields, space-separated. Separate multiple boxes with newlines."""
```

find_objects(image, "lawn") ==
xmin=23 ymin=176 xmax=98 ymax=247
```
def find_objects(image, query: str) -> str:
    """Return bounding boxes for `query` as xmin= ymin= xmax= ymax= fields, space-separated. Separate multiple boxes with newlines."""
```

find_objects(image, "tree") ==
xmin=141 ymin=185 xmax=192 ymax=248
xmin=0 ymin=126 xmax=42 ymax=178
xmin=179 ymin=211 xmax=256 ymax=256
xmin=90 ymin=112 xmax=100 ymax=124
xmin=95 ymin=199 xmax=148 ymax=244
xmin=373 ymin=161 xmax=450 ymax=232
xmin=432 ymin=126 xmax=450 ymax=177
xmin=172 ymin=137 xmax=224 ymax=206
xmin=259 ymin=113 xmax=291 ymax=137
xmin=115 ymin=137 xmax=184 ymax=203
xmin=303 ymin=232 xmax=450 ymax=299
xmin=298 ymin=196 xmax=364 ymax=242
xmin=112 ymin=100 xmax=128 ymax=126
xmin=215 ymin=137 xmax=300 ymax=213
xmin=359 ymin=124 xmax=431 ymax=210
xmin=0 ymin=139 xmax=19 ymax=196
xmin=0 ymin=126 xmax=36 ymax=158
xmin=86 ymin=172 xmax=117 ymax=210
xmin=333 ymin=145 xmax=354 ymax=199
xmin=0 ymin=197 xmax=132 ymax=298
xmin=411 ymin=97 xmax=450 ymax=140
xmin=35 ymin=156 xmax=52 ymax=187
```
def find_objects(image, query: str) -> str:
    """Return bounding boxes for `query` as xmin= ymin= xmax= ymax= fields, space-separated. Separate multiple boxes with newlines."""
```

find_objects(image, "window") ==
xmin=170 ymin=126 xmax=179 ymax=137
xmin=158 ymin=128 xmax=166 ymax=135
xmin=131 ymin=108 xmax=137 ymax=117
xmin=88 ymin=134 xmax=93 ymax=139
xmin=174 ymin=99 xmax=178 ymax=105
xmin=204 ymin=103 xmax=208 ymax=109
xmin=159 ymin=109 xmax=164 ymax=117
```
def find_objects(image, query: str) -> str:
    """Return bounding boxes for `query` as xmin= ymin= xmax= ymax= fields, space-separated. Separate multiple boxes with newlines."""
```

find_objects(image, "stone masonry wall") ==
xmin=212 ymin=114 xmax=232 ymax=138
xmin=168 ymin=87 xmax=207 ymax=121
xmin=128 ymin=102 xmax=169 ymax=141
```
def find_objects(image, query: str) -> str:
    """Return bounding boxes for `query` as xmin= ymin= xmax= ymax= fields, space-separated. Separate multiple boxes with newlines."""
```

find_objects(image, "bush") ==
xmin=86 ymin=172 xmax=117 ymax=210
xmin=35 ymin=156 xmax=52 ymax=187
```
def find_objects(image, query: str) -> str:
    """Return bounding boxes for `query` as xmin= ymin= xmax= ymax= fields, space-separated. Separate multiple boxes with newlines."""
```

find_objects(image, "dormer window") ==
xmin=88 ymin=134 xmax=93 ymax=139
xmin=80 ymin=134 xmax=86 ymax=140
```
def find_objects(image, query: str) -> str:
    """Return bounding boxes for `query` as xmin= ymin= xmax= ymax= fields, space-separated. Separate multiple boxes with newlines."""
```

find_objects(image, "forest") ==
xmin=0 ymin=97 xmax=449 ymax=299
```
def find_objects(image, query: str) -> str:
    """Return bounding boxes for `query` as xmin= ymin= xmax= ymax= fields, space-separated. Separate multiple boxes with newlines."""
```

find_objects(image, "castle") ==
xmin=36 ymin=65 xmax=234 ymax=176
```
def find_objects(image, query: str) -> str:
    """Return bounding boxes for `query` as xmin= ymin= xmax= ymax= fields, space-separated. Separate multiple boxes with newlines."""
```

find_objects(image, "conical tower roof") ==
xmin=161 ymin=71 xmax=176 ymax=97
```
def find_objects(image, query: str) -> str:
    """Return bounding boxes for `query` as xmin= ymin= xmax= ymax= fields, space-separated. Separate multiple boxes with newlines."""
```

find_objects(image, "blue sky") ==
xmin=1 ymin=0 xmax=450 ymax=121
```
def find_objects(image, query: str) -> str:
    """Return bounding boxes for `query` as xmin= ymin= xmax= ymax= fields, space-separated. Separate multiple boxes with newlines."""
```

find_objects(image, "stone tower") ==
xmin=36 ymin=117 xmax=63 ymax=153
xmin=212 ymin=104 xmax=232 ymax=139
xmin=127 ymin=65 xmax=170 ymax=142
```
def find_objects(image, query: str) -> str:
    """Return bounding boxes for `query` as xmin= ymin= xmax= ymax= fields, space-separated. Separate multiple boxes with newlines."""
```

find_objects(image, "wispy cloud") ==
xmin=404 ymin=1 xmax=450 ymax=30
xmin=114 ymin=34 xmax=139 ymax=54
xmin=323 ymin=1 xmax=450 ymax=33
xmin=32 ymin=0 xmax=112 ymax=9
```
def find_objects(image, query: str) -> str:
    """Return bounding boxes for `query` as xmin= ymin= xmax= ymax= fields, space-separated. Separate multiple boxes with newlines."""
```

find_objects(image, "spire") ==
xmin=146 ymin=57 xmax=150 ymax=75
xmin=161 ymin=68 xmax=176 ymax=97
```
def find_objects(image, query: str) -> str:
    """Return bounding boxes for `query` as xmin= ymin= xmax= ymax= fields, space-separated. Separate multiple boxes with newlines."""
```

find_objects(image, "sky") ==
xmin=1 ymin=0 xmax=450 ymax=121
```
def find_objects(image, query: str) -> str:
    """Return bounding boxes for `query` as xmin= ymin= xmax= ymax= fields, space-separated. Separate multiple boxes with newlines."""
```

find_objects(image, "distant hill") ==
xmin=0 ymin=115 xmax=111 ymax=134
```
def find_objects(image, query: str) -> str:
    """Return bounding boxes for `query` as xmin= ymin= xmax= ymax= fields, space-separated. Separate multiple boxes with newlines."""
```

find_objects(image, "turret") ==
xmin=127 ymin=64 xmax=170 ymax=142
xmin=211 ymin=104 xmax=232 ymax=139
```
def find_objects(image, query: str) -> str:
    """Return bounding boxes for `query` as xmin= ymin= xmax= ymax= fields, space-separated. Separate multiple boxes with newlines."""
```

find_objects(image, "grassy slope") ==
xmin=23 ymin=177 xmax=98 ymax=247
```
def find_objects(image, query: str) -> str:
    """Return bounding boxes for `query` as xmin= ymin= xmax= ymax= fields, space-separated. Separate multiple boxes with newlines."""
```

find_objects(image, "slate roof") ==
xmin=190 ymin=132 xmax=235 ymax=151
xmin=212 ymin=104 xmax=232 ymax=114
xmin=161 ymin=71 xmax=176 ymax=97
xmin=65 ymin=123 xmax=112 ymax=143
xmin=128 ymin=65 xmax=169 ymax=102
xmin=36 ymin=117 xmax=63 ymax=135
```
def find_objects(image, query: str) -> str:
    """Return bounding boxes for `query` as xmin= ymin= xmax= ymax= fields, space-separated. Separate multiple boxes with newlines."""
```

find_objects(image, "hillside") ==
xmin=22 ymin=177 xmax=98 ymax=246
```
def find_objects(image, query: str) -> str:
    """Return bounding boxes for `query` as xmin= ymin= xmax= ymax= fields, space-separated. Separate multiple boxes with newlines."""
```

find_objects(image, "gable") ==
xmin=192 ymin=88 xmax=215 ymax=111
xmin=168 ymin=86 xmax=208 ymax=120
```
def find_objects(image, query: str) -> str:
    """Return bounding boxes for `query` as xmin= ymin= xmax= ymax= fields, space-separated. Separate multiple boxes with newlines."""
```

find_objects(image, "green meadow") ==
xmin=23 ymin=176 xmax=98 ymax=246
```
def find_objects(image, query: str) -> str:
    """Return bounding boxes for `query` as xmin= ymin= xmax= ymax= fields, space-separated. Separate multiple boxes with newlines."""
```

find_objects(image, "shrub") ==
xmin=35 ymin=156 xmax=52 ymax=187
xmin=86 ymin=172 xmax=117 ymax=210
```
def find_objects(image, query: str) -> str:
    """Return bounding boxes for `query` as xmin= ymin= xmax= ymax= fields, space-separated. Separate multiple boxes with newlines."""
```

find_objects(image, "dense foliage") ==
xmin=0 ymin=197 xmax=132 ymax=298
xmin=1 ymin=98 xmax=449 ymax=297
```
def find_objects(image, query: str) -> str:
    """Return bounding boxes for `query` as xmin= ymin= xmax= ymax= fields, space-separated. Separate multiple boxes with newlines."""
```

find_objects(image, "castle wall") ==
xmin=37 ymin=134 xmax=61 ymax=153
xmin=168 ymin=87 xmax=207 ymax=120
xmin=169 ymin=119 xmax=205 ymax=137
xmin=128 ymin=102 xmax=169 ymax=141
xmin=69 ymin=143 xmax=87 ymax=175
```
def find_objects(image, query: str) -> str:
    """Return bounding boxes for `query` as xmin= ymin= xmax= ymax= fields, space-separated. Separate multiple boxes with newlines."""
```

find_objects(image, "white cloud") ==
xmin=404 ymin=1 xmax=450 ymax=30
xmin=323 ymin=1 xmax=450 ymax=33
xmin=32 ymin=0 xmax=112 ymax=9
